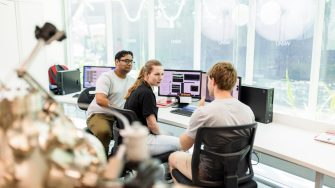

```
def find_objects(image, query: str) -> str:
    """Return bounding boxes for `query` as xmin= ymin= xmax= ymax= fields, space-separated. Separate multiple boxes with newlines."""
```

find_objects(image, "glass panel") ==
xmin=154 ymin=0 xmax=194 ymax=69
xmin=111 ymin=0 xmax=149 ymax=70
xmin=200 ymin=0 xmax=249 ymax=77
xmin=254 ymin=0 xmax=315 ymax=110
xmin=69 ymin=0 xmax=107 ymax=67
xmin=317 ymin=0 xmax=335 ymax=121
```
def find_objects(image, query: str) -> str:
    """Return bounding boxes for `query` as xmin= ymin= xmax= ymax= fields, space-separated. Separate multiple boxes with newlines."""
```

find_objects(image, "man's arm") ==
xmin=146 ymin=114 xmax=160 ymax=135
xmin=180 ymin=103 xmax=205 ymax=151
xmin=96 ymin=93 xmax=110 ymax=107
xmin=179 ymin=133 xmax=194 ymax=151
xmin=94 ymin=73 xmax=112 ymax=108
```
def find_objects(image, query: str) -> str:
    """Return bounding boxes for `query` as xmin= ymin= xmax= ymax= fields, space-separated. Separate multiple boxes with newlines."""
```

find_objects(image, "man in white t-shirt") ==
xmin=87 ymin=50 xmax=135 ymax=155
xmin=168 ymin=62 xmax=255 ymax=182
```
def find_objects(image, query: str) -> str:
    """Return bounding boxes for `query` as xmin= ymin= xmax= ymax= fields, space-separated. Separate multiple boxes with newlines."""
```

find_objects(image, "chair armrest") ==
xmin=171 ymin=169 xmax=193 ymax=185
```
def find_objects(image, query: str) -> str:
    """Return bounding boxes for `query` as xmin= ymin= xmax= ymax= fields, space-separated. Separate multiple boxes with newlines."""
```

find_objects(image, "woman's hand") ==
xmin=146 ymin=114 xmax=160 ymax=134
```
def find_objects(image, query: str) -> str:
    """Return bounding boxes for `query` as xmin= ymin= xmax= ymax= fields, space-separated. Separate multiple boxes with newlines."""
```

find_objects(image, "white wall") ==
xmin=0 ymin=0 xmax=65 ymax=90
xmin=0 ymin=0 xmax=21 ymax=88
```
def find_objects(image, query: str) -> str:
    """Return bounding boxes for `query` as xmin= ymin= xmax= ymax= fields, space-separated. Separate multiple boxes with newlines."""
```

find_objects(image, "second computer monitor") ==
xmin=201 ymin=72 xmax=241 ymax=102
xmin=159 ymin=69 xmax=202 ymax=98
xmin=83 ymin=65 xmax=115 ymax=88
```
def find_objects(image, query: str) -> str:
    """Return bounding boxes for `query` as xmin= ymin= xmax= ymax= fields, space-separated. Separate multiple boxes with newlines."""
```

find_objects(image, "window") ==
xmin=318 ymin=0 xmax=335 ymax=121
xmin=65 ymin=0 xmax=335 ymax=126
xmin=154 ymin=0 xmax=194 ymax=69
xmin=200 ymin=0 xmax=249 ymax=77
xmin=110 ymin=0 xmax=149 ymax=70
xmin=253 ymin=0 xmax=315 ymax=110
xmin=68 ymin=0 xmax=107 ymax=67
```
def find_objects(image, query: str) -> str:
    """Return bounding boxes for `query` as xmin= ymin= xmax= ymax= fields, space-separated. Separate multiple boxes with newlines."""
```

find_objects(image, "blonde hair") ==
xmin=208 ymin=62 xmax=237 ymax=91
xmin=125 ymin=59 xmax=162 ymax=99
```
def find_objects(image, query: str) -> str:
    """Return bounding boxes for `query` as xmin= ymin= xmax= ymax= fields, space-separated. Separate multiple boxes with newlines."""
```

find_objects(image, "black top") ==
xmin=124 ymin=82 xmax=158 ymax=133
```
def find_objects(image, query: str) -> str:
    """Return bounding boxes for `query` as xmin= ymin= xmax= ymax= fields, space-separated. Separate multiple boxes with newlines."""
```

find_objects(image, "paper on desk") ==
xmin=156 ymin=99 xmax=175 ymax=108
xmin=314 ymin=131 xmax=335 ymax=145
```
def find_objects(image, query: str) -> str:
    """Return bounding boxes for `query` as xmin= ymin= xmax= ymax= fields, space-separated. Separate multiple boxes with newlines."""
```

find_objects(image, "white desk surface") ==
xmin=53 ymin=92 xmax=79 ymax=105
xmin=158 ymin=106 xmax=335 ymax=187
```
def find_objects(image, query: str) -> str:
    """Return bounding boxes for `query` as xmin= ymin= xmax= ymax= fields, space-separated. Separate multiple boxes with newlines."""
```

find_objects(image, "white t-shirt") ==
xmin=186 ymin=98 xmax=255 ymax=139
xmin=87 ymin=70 xmax=135 ymax=117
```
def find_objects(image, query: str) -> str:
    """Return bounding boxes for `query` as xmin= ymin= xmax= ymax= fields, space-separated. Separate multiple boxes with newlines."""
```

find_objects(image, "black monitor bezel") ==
xmin=158 ymin=69 xmax=203 ymax=98
xmin=83 ymin=65 xmax=115 ymax=88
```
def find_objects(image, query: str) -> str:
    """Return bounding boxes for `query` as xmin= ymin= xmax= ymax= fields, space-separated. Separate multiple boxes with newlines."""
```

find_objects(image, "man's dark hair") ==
xmin=115 ymin=50 xmax=133 ymax=61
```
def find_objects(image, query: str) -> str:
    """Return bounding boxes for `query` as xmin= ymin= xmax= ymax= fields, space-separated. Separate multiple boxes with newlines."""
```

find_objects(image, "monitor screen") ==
xmin=201 ymin=72 xmax=241 ymax=102
xmin=83 ymin=66 xmax=115 ymax=88
xmin=159 ymin=69 xmax=203 ymax=98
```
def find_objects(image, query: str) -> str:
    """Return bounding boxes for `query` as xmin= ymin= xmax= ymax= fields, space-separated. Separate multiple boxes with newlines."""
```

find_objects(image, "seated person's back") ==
xmin=187 ymin=98 xmax=254 ymax=139
xmin=168 ymin=61 xmax=255 ymax=183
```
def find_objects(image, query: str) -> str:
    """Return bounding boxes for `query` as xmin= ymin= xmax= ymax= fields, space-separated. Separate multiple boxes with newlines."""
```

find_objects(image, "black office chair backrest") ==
xmin=191 ymin=123 xmax=257 ymax=187
xmin=110 ymin=107 xmax=138 ymax=155
xmin=77 ymin=87 xmax=96 ymax=111
xmin=113 ymin=107 xmax=138 ymax=129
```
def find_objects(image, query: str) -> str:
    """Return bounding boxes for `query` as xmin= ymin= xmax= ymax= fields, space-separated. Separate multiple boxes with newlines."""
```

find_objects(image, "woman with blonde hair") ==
xmin=124 ymin=59 xmax=180 ymax=155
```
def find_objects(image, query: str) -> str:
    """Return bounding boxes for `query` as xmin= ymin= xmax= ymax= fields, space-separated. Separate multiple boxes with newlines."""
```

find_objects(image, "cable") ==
xmin=252 ymin=150 xmax=259 ymax=165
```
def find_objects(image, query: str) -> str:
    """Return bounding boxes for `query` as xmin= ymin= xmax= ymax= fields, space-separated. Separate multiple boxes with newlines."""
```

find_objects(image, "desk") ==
xmin=53 ymin=92 xmax=79 ymax=105
xmin=54 ymin=92 xmax=87 ymax=119
xmin=158 ymin=106 xmax=335 ymax=188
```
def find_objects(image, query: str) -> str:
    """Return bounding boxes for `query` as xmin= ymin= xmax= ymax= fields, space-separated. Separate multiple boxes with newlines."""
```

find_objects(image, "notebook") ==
xmin=314 ymin=131 xmax=335 ymax=145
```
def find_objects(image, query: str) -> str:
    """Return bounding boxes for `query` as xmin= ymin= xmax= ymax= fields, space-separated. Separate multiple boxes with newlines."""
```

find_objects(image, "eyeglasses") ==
xmin=119 ymin=59 xmax=135 ymax=64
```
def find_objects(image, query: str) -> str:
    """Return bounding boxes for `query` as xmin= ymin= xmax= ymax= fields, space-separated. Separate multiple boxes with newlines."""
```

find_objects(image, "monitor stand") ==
xmin=175 ymin=95 xmax=191 ymax=108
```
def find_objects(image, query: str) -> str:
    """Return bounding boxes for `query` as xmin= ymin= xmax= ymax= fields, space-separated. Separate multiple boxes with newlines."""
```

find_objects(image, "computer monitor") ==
xmin=56 ymin=69 xmax=81 ymax=95
xmin=201 ymin=72 xmax=241 ymax=102
xmin=83 ymin=65 xmax=115 ymax=88
xmin=159 ymin=69 xmax=203 ymax=98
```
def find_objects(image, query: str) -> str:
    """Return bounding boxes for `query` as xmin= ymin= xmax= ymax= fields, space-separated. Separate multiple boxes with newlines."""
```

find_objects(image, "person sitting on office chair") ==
xmin=86 ymin=50 xmax=135 ymax=155
xmin=124 ymin=59 xmax=180 ymax=156
xmin=168 ymin=62 xmax=255 ymax=182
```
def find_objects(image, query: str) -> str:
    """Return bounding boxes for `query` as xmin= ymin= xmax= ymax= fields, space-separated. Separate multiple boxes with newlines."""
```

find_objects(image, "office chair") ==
xmin=77 ymin=87 xmax=96 ymax=111
xmin=110 ymin=107 xmax=174 ymax=164
xmin=172 ymin=123 xmax=258 ymax=188
xmin=77 ymin=87 xmax=95 ymax=134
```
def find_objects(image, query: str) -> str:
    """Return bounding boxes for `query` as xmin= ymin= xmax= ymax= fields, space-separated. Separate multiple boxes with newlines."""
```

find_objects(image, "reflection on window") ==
xmin=111 ymin=0 xmax=149 ymax=70
xmin=318 ymin=0 xmax=335 ymax=121
xmin=200 ymin=0 xmax=249 ymax=77
xmin=70 ymin=1 xmax=107 ymax=67
xmin=155 ymin=0 xmax=194 ymax=69
xmin=254 ymin=0 xmax=315 ymax=110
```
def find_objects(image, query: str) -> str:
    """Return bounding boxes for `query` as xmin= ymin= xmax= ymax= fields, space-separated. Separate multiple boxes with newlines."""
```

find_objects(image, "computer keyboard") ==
xmin=170 ymin=108 xmax=193 ymax=117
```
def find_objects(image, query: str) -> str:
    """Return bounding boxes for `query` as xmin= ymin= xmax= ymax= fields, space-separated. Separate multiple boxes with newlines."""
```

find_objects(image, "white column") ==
xmin=245 ymin=0 xmax=256 ymax=85
xmin=308 ymin=0 xmax=325 ymax=117
xmin=193 ymin=0 xmax=201 ymax=70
